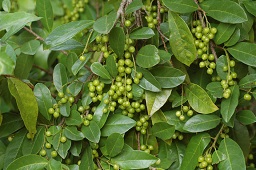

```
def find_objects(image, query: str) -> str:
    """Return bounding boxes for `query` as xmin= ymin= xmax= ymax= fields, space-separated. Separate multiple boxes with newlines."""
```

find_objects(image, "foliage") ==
xmin=0 ymin=0 xmax=256 ymax=169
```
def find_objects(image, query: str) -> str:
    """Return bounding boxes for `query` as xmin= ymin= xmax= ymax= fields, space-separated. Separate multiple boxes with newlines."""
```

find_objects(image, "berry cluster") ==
xmin=197 ymin=154 xmax=213 ymax=170
xmin=88 ymin=79 xmax=105 ymax=103
xmin=62 ymin=0 xmax=89 ymax=23
xmin=140 ymin=144 xmax=154 ymax=154
xmin=135 ymin=115 xmax=150 ymax=135
xmin=144 ymin=4 xmax=167 ymax=29
xmin=83 ymin=113 xmax=93 ymax=126
xmin=175 ymin=105 xmax=194 ymax=121
xmin=172 ymin=131 xmax=184 ymax=141
xmin=220 ymin=126 xmax=230 ymax=138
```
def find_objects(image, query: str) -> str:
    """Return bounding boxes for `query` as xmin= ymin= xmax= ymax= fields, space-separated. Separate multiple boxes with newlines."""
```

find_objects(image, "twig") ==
xmin=137 ymin=132 xmax=141 ymax=150
xmin=210 ymin=41 xmax=218 ymax=61
xmin=23 ymin=27 xmax=44 ymax=41
xmin=157 ymin=0 xmax=168 ymax=52
xmin=33 ymin=64 xmax=52 ymax=75
xmin=116 ymin=0 xmax=131 ymax=26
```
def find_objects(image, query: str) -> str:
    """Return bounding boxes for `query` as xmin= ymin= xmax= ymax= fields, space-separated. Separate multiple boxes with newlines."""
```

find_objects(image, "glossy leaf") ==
xmin=201 ymin=0 xmax=247 ymax=24
xmin=51 ymin=39 xmax=83 ymax=51
xmin=67 ymin=81 xmax=83 ymax=96
xmin=112 ymin=144 xmax=157 ymax=169
xmin=36 ymin=0 xmax=53 ymax=32
xmin=136 ymin=45 xmax=160 ymax=68
xmin=151 ymin=122 xmax=175 ymax=140
xmin=80 ymin=146 xmax=94 ymax=170
xmin=183 ymin=114 xmax=221 ymax=132
xmin=45 ymin=20 xmax=94 ymax=46
xmin=0 ymin=113 xmax=24 ymax=138
xmin=214 ymin=23 xmax=236 ymax=45
xmin=236 ymin=110 xmax=256 ymax=125
xmin=206 ymin=82 xmax=223 ymax=98
xmin=4 ymin=129 xmax=27 ymax=169
xmin=20 ymin=40 xmax=40 ymax=55
xmin=93 ymin=11 xmax=117 ymax=34
xmin=133 ymin=67 xmax=161 ymax=92
xmin=218 ymin=138 xmax=246 ymax=170
xmin=70 ymin=141 xmax=82 ymax=157
xmin=244 ymin=1 xmax=256 ymax=17
xmin=81 ymin=120 xmax=101 ymax=143
xmin=8 ymin=78 xmax=38 ymax=137
xmin=2 ymin=0 xmax=11 ymax=12
xmin=0 ymin=51 xmax=15 ymax=75
xmin=101 ymin=114 xmax=136 ymax=136
xmin=125 ymin=0 xmax=143 ymax=14
xmin=216 ymin=55 xmax=228 ymax=80
xmin=168 ymin=142 xmax=186 ymax=170
xmin=90 ymin=62 xmax=111 ymax=80
xmin=238 ymin=74 xmax=256 ymax=89
xmin=93 ymin=94 xmax=110 ymax=128
xmin=164 ymin=110 xmax=186 ymax=132
xmin=59 ymin=102 xmax=70 ymax=117
xmin=34 ymin=83 xmax=52 ymax=121
xmin=150 ymin=66 xmax=186 ymax=88
xmin=106 ymin=133 xmax=124 ymax=157
xmin=14 ymin=54 xmax=33 ymax=79
xmin=53 ymin=63 xmax=68 ymax=93
xmin=162 ymin=0 xmax=197 ymax=13
xmin=130 ymin=27 xmax=155 ymax=39
xmin=151 ymin=110 xmax=167 ymax=125
xmin=106 ymin=55 xmax=118 ymax=78
xmin=132 ymin=84 xmax=144 ymax=100
xmin=228 ymin=42 xmax=256 ymax=67
xmin=63 ymin=126 xmax=84 ymax=141
xmin=145 ymin=89 xmax=172 ymax=116
xmin=168 ymin=11 xmax=196 ymax=66
xmin=212 ymin=150 xmax=226 ymax=164
xmin=6 ymin=154 xmax=48 ymax=170
xmin=109 ymin=27 xmax=125 ymax=58
xmin=221 ymin=85 xmax=239 ymax=123
xmin=57 ymin=139 xmax=72 ymax=159
xmin=66 ymin=110 xmax=83 ymax=126
xmin=71 ymin=52 xmax=92 ymax=75
xmin=224 ymin=28 xmax=240 ymax=47
xmin=47 ymin=159 xmax=62 ymax=170
xmin=180 ymin=133 xmax=211 ymax=170
xmin=185 ymin=83 xmax=218 ymax=114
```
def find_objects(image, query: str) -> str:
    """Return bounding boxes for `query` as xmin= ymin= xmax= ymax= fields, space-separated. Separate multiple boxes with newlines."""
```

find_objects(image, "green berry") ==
xmin=51 ymin=151 xmax=58 ymax=157
xmin=60 ymin=136 xmax=67 ymax=143
xmin=244 ymin=93 xmax=252 ymax=101
xmin=40 ymin=149 xmax=47 ymax=156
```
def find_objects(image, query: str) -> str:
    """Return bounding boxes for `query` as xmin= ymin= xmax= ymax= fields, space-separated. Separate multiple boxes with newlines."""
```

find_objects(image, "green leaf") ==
xmin=106 ymin=133 xmax=124 ymax=157
xmin=2 ymin=0 xmax=11 ymax=12
xmin=59 ymin=102 xmax=70 ymax=117
xmin=4 ymin=129 xmax=26 ymax=169
xmin=218 ymin=138 xmax=246 ymax=170
xmin=125 ymin=0 xmax=143 ymax=14
xmin=228 ymin=42 xmax=256 ymax=67
xmin=239 ymin=74 xmax=256 ymax=89
xmin=45 ymin=20 xmax=94 ymax=46
xmin=212 ymin=150 xmax=226 ymax=164
xmin=201 ymin=0 xmax=247 ymax=24
xmin=47 ymin=159 xmax=62 ymax=170
xmin=150 ymin=66 xmax=186 ymax=88
xmin=70 ymin=141 xmax=82 ymax=157
xmin=162 ymin=0 xmax=197 ymax=13
xmin=81 ymin=120 xmax=101 ymax=143
xmin=132 ymin=84 xmax=144 ymax=100
xmin=206 ymin=82 xmax=223 ymax=98
xmin=57 ymin=139 xmax=71 ymax=159
xmin=216 ymin=55 xmax=228 ymax=80
xmin=185 ymin=83 xmax=218 ymax=114
xmin=67 ymin=81 xmax=83 ymax=96
xmin=0 ymin=113 xmax=24 ymax=138
xmin=8 ymin=78 xmax=38 ymax=137
xmin=93 ymin=94 xmax=110 ymax=128
xmin=164 ymin=110 xmax=186 ymax=132
xmin=50 ymin=39 xmax=83 ymax=51
xmin=53 ymin=63 xmax=68 ymax=93
xmin=71 ymin=52 xmax=92 ymax=75
xmin=236 ymin=110 xmax=256 ymax=125
xmin=20 ymin=40 xmax=40 ymax=55
xmin=93 ymin=11 xmax=117 ymax=34
xmin=221 ymin=85 xmax=239 ymax=122
xmin=79 ymin=146 xmax=94 ymax=170
xmin=133 ymin=67 xmax=161 ymax=92
xmin=112 ymin=144 xmax=157 ymax=169
xmin=101 ymin=114 xmax=136 ymax=136
xmin=14 ymin=54 xmax=34 ymax=79
xmin=145 ymin=89 xmax=172 ymax=116
xmin=6 ymin=154 xmax=48 ymax=170
xmin=168 ymin=11 xmax=196 ymax=66
xmin=214 ymin=23 xmax=236 ymax=45
xmin=36 ymin=0 xmax=53 ymax=32
xmin=66 ymin=110 xmax=83 ymax=126
xmin=168 ymin=142 xmax=186 ymax=170
xmin=34 ymin=83 xmax=52 ymax=121
xmin=136 ymin=45 xmax=160 ymax=68
xmin=151 ymin=122 xmax=175 ymax=140
xmin=183 ymin=115 xmax=221 ymax=132
xmin=63 ymin=126 xmax=84 ymax=141
xmin=158 ymin=49 xmax=172 ymax=64
xmin=90 ymin=62 xmax=111 ymax=80
xmin=243 ymin=1 xmax=256 ymax=17
xmin=22 ymin=126 xmax=45 ymax=155
xmin=180 ymin=133 xmax=211 ymax=170
xmin=224 ymin=28 xmax=240 ymax=47
xmin=130 ymin=27 xmax=155 ymax=39
xmin=106 ymin=55 xmax=118 ymax=78
xmin=0 ymin=51 xmax=15 ymax=75
xmin=109 ymin=27 xmax=125 ymax=58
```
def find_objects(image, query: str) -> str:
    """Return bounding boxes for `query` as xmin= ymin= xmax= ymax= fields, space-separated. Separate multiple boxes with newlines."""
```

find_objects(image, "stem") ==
xmin=157 ymin=0 xmax=168 ymax=52
xmin=33 ymin=64 xmax=52 ymax=76
xmin=208 ymin=124 xmax=225 ymax=153
xmin=23 ymin=27 xmax=44 ymax=41
xmin=137 ymin=132 xmax=141 ymax=150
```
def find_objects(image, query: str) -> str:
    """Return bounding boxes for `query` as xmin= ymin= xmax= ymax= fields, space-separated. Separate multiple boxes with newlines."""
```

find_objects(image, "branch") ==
xmin=33 ymin=64 xmax=53 ymax=76
xmin=23 ymin=27 xmax=44 ymax=41
xmin=157 ymin=0 xmax=168 ymax=52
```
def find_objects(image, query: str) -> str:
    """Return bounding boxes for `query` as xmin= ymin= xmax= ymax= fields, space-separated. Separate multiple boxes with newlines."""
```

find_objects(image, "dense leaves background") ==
xmin=0 ymin=0 xmax=256 ymax=169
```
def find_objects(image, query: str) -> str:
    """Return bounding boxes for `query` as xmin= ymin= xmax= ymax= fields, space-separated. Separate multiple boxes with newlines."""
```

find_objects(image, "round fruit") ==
xmin=179 ymin=115 xmax=185 ymax=121
xmin=244 ymin=93 xmax=252 ymax=101
xmin=51 ymin=151 xmax=58 ymax=157
xmin=60 ymin=136 xmax=67 ymax=143
xmin=45 ymin=131 xmax=52 ymax=137
xmin=40 ymin=149 xmax=46 ymax=156
xmin=45 ymin=142 xmax=52 ymax=149
xmin=48 ymin=108 xmax=54 ymax=114
xmin=125 ymin=20 xmax=131 ymax=27
xmin=79 ymin=55 xmax=86 ymax=61
xmin=198 ymin=156 xmax=204 ymax=162
xmin=113 ymin=164 xmax=119 ymax=170
xmin=140 ymin=145 xmax=146 ymax=150
xmin=53 ymin=112 xmax=60 ymax=118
